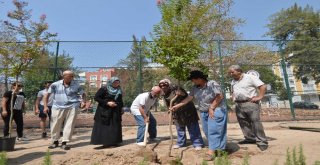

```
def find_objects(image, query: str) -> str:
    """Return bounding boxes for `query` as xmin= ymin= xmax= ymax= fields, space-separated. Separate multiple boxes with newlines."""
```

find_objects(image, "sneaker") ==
xmin=61 ymin=143 xmax=70 ymax=150
xmin=42 ymin=132 xmax=47 ymax=138
xmin=238 ymin=139 xmax=256 ymax=145
xmin=148 ymin=137 xmax=161 ymax=142
xmin=173 ymin=145 xmax=181 ymax=149
xmin=258 ymin=145 xmax=268 ymax=151
xmin=48 ymin=141 xmax=59 ymax=149
xmin=195 ymin=146 xmax=202 ymax=151
xmin=136 ymin=142 xmax=146 ymax=146
xmin=17 ymin=137 xmax=29 ymax=141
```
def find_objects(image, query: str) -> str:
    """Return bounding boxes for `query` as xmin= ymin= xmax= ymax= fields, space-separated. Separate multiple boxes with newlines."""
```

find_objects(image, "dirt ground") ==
xmin=3 ymin=119 xmax=320 ymax=165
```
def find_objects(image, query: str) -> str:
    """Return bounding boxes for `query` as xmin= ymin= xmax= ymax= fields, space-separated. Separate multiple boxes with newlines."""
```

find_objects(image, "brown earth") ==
xmin=1 ymin=109 xmax=320 ymax=165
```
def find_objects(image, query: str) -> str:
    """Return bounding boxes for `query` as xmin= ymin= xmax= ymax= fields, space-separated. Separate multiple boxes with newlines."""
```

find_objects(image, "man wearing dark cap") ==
xmin=170 ymin=70 xmax=227 ymax=161
xmin=35 ymin=80 xmax=53 ymax=138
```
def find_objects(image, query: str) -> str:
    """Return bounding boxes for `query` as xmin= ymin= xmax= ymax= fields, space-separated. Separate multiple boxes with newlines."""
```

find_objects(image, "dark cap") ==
xmin=187 ymin=70 xmax=208 ymax=80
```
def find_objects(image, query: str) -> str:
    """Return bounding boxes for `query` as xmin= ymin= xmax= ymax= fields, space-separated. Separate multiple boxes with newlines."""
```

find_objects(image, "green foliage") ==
xmin=285 ymin=145 xmax=306 ymax=165
xmin=266 ymin=3 xmax=320 ymax=84
xmin=242 ymin=152 xmax=250 ymax=165
xmin=170 ymin=157 xmax=183 ymax=165
xmin=314 ymin=161 xmax=320 ymax=165
xmin=214 ymin=150 xmax=231 ymax=165
xmin=42 ymin=150 xmax=52 ymax=165
xmin=0 ymin=152 xmax=7 ymax=165
xmin=150 ymin=0 xmax=241 ymax=82
xmin=273 ymin=159 xmax=279 ymax=165
xmin=138 ymin=157 xmax=148 ymax=165
xmin=201 ymin=160 xmax=208 ymax=165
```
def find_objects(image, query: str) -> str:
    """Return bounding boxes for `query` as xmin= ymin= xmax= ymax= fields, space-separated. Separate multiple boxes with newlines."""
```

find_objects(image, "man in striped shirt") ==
xmin=43 ymin=70 xmax=86 ymax=150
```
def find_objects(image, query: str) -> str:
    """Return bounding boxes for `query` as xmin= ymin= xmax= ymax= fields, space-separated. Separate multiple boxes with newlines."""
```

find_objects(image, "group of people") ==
xmin=1 ymin=65 xmax=268 ymax=160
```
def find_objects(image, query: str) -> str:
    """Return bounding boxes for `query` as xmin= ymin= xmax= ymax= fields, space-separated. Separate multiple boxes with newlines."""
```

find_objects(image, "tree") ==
xmin=266 ymin=4 xmax=320 ymax=84
xmin=150 ymin=0 xmax=242 ymax=83
xmin=0 ymin=0 xmax=57 ymax=84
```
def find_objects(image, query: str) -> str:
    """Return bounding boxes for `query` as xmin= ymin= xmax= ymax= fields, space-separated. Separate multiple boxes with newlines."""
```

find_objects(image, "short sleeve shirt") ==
xmin=48 ymin=80 xmax=84 ymax=109
xmin=189 ymin=80 xmax=224 ymax=112
xmin=130 ymin=92 xmax=157 ymax=116
xmin=231 ymin=74 xmax=264 ymax=101
xmin=37 ymin=89 xmax=53 ymax=106
xmin=3 ymin=91 xmax=25 ymax=111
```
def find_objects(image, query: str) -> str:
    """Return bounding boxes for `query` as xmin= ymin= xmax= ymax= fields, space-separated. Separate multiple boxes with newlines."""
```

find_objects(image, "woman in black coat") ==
xmin=91 ymin=77 xmax=123 ymax=148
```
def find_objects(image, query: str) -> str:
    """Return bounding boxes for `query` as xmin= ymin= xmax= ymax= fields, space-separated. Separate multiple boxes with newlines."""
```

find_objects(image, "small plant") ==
xmin=242 ymin=152 xmax=250 ymax=165
xmin=214 ymin=150 xmax=231 ymax=165
xmin=0 ymin=152 xmax=7 ymax=165
xmin=43 ymin=150 xmax=52 ymax=165
xmin=314 ymin=161 xmax=320 ymax=165
xmin=170 ymin=157 xmax=183 ymax=165
xmin=273 ymin=159 xmax=279 ymax=165
xmin=138 ymin=157 xmax=148 ymax=165
xmin=201 ymin=160 xmax=208 ymax=165
xmin=285 ymin=145 xmax=306 ymax=165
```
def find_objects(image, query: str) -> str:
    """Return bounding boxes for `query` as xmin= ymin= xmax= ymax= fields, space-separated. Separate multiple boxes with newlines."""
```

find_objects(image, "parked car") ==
xmin=293 ymin=101 xmax=319 ymax=109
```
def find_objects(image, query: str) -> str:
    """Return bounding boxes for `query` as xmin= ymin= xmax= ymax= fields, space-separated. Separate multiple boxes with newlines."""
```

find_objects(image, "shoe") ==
xmin=173 ymin=145 xmax=181 ymax=149
xmin=136 ymin=142 xmax=146 ymax=146
xmin=203 ymin=153 xmax=214 ymax=161
xmin=238 ymin=140 xmax=256 ymax=144
xmin=17 ymin=137 xmax=29 ymax=141
xmin=148 ymin=137 xmax=161 ymax=142
xmin=60 ymin=132 xmax=63 ymax=136
xmin=258 ymin=145 xmax=268 ymax=151
xmin=61 ymin=142 xmax=70 ymax=150
xmin=48 ymin=141 xmax=59 ymax=149
xmin=42 ymin=132 xmax=47 ymax=138
xmin=195 ymin=146 xmax=202 ymax=151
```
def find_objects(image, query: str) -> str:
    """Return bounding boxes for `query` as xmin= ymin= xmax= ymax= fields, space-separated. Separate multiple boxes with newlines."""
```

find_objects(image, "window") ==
xmin=90 ymin=75 xmax=97 ymax=81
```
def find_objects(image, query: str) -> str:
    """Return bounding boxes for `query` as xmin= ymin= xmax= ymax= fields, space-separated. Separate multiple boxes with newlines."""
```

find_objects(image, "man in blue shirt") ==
xmin=43 ymin=70 xmax=86 ymax=150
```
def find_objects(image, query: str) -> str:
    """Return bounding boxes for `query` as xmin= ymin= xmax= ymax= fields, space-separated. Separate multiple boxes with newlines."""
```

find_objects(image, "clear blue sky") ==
xmin=1 ymin=0 xmax=319 ymax=41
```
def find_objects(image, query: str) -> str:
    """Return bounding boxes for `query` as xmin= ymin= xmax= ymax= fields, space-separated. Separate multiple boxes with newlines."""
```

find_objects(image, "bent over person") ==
xmin=43 ymin=70 xmax=86 ymax=150
xmin=159 ymin=79 xmax=203 ymax=150
xmin=228 ymin=65 xmax=268 ymax=151
xmin=130 ymin=86 xmax=162 ymax=146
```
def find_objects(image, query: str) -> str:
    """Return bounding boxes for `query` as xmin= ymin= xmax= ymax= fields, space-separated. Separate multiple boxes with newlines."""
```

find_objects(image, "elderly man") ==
xmin=43 ymin=70 xmax=86 ymax=150
xmin=130 ymin=86 xmax=162 ymax=146
xmin=228 ymin=65 xmax=268 ymax=151
xmin=171 ymin=70 xmax=227 ymax=161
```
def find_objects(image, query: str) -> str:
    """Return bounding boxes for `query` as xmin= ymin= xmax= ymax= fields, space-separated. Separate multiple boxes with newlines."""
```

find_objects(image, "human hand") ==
xmin=35 ymin=109 xmax=39 ymax=115
xmin=43 ymin=107 xmax=49 ymax=114
xmin=107 ymin=101 xmax=117 ymax=107
xmin=144 ymin=117 xmax=149 ymax=123
xmin=250 ymin=96 xmax=262 ymax=103
xmin=1 ymin=111 xmax=8 ymax=117
xmin=208 ymin=109 xmax=215 ymax=119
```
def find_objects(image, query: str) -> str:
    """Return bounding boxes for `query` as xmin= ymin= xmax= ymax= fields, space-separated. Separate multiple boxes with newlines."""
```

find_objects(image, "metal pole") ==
xmin=138 ymin=41 xmax=143 ymax=94
xmin=217 ymin=39 xmax=227 ymax=107
xmin=279 ymin=43 xmax=295 ymax=120
xmin=53 ymin=41 xmax=59 ymax=81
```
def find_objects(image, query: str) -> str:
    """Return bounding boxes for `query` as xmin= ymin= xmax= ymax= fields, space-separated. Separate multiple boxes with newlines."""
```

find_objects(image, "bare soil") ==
xmin=1 ymin=111 xmax=320 ymax=165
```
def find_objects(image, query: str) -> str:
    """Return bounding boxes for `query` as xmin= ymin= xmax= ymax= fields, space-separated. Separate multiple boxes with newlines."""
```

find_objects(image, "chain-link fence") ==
xmin=0 ymin=40 xmax=319 ymax=120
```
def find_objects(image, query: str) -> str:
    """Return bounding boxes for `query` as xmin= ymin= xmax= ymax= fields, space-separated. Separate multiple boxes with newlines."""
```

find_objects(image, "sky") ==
xmin=0 ymin=0 xmax=319 ymax=67
xmin=1 ymin=0 xmax=319 ymax=41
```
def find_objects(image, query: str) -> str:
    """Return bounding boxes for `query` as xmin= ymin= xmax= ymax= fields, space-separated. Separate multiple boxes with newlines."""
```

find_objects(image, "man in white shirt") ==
xmin=130 ymin=86 xmax=161 ymax=146
xmin=228 ymin=65 xmax=268 ymax=151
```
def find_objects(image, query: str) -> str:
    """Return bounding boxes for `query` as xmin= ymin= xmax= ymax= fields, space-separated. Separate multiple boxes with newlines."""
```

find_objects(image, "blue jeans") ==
xmin=200 ymin=107 xmax=227 ymax=150
xmin=134 ymin=113 xmax=157 ymax=143
xmin=175 ymin=120 xmax=204 ymax=147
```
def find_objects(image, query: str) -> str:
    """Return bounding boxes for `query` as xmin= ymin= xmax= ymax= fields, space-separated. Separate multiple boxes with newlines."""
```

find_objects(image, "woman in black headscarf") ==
xmin=91 ymin=77 xmax=124 ymax=148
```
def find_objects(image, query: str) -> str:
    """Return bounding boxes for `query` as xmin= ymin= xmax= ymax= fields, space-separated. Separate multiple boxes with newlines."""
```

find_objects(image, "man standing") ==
xmin=228 ymin=65 xmax=268 ymax=151
xmin=130 ymin=86 xmax=161 ymax=146
xmin=43 ymin=70 xmax=86 ymax=150
xmin=170 ymin=70 xmax=227 ymax=161
xmin=35 ymin=80 xmax=53 ymax=138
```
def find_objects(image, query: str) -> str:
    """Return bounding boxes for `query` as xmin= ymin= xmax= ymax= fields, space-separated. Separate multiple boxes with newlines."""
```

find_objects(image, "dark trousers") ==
xmin=2 ymin=110 xmax=24 ymax=137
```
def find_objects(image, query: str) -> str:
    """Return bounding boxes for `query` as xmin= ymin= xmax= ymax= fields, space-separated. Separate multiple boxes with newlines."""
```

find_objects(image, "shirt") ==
xmin=231 ymin=74 xmax=264 ymax=101
xmin=3 ymin=91 xmax=25 ymax=111
xmin=189 ymin=80 xmax=224 ymax=112
xmin=48 ymin=80 xmax=84 ymax=109
xmin=37 ymin=89 xmax=53 ymax=106
xmin=130 ymin=92 xmax=157 ymax=116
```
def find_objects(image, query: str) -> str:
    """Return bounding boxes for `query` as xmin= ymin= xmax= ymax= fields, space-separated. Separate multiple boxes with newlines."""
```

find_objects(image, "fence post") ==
xmin=217 ymin=39 xmax=228 ymax=109
xmin=53 ymin=41 xmax=60 ymax=81
xmin=137 ymin=41 xmax=143 ymax=94
xmin=278 ymin=42 xmax=295 ymax=120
